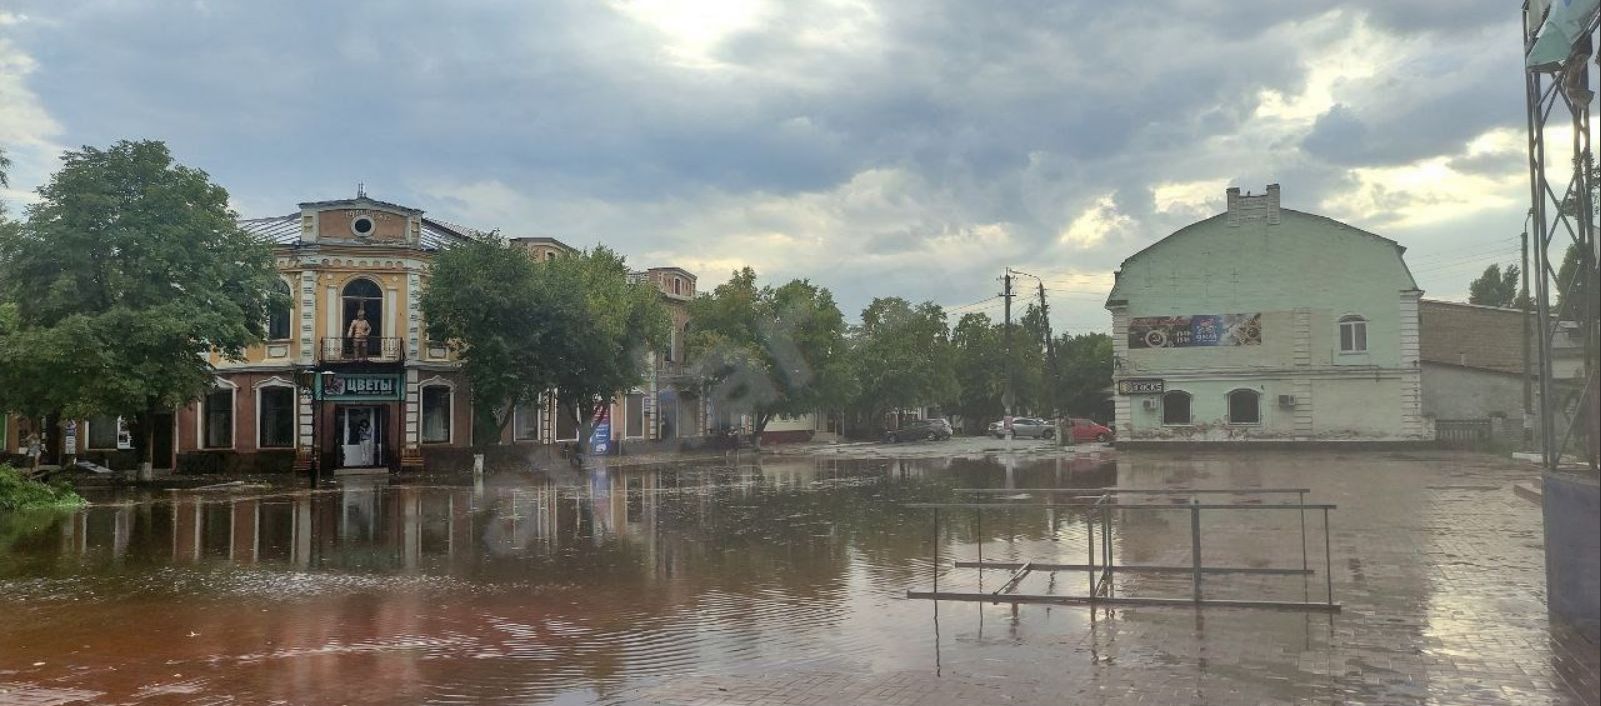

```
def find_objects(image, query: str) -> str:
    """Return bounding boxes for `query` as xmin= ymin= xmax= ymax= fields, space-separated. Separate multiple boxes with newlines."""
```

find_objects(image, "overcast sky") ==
xmin=0 ymin=1 xmax=1532 ymax=333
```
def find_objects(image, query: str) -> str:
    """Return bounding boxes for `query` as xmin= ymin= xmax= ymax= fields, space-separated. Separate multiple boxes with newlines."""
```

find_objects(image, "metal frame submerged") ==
xmin=905 ymin=487 xmax=1341 ymax=612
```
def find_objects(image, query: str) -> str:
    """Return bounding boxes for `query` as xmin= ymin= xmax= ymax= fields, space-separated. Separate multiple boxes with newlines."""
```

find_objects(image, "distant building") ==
xmin=1105 ymin=184 xmax=1428 ymax=443
xmin=1418 ymin=299 xmax=1586 ymax=445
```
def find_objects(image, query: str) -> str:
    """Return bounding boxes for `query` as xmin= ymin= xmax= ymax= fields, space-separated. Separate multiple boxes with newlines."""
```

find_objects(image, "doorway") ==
xmin=336 ymin=406 xmax=387 ymax=468
xmin=150 ymin=412 xmax=175 ymax=471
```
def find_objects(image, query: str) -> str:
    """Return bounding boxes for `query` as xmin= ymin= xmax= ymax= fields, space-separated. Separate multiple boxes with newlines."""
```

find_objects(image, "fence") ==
xmin=1435 ymin=418 xmax=1493 ymax=446
xmin=906 ymin=487 xmax=1340 ymax=612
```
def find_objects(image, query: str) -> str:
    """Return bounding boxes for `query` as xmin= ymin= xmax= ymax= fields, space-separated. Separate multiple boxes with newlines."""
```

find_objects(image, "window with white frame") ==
xmin=258 ymin=386 xmax=295 ymax=448
xmin=1338 ymin=315 xmax=1368 ymax=353
xmin=421 ymin=386 xmax=451 ymax=443
xmin=266 ymin=279 xmax=293 ymax=341
xmin=625 ymin=393 xmax=645 ymax=438
xmin=1162 ymin=391 xmax=1192 ymax=425
xmin=1227 ymin=389 xmax=1261 ymax=425
xmin=513 ymin=399 xmax=542 ymax=441
xmin=203 ymin=388 xmax=234 ymax=449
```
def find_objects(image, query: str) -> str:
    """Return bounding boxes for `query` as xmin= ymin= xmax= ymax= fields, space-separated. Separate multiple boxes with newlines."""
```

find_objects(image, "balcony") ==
xmin=320 ymin=337 xmax=405 ymax=363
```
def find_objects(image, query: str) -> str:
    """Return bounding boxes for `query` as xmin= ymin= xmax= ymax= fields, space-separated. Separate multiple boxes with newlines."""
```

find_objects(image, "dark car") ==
xmin=884 ymin=418 xmax=953 ymax=443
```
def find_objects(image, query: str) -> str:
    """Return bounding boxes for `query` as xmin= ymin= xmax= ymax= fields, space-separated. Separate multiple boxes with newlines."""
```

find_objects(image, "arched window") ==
xmin=1338 ymin=315 xmax=1367 ymax=353
xmin=341 ymin=278 xmax=384 ymax=355
xmin=266 ymin=279 xmax=292 ymax=341
xmin=1162 ymin=391 xmax=1192 ymax=425
xmin=1228 ymin=389 xmax=1261 ymax=425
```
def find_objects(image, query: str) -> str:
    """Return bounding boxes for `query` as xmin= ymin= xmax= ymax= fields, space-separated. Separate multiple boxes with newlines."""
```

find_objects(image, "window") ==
xmin=665 ymin=326 xmax=676 ymax=362
xmin=1338 ymin=315 xmax=1367 ymax=353
xmin=513 ymin=399 xmax=542 ymax=441
xmin=556 ymin=401 xmax=579 ymax=441
xmin=87 ymin=415 xmax=120 ymax=450
xmin=672 ymin=278 xmax=682 ymax=295
xmin=341 ymin=278 xmax=384 ymax=356
xmin=267 ymin=279 xmax=292 ymax=341
xmin=421 ymin=386 xmax=451 ymax=443
xmin=1162 ymin=391 xmax=1192 ymax=425
xmin=1227 ymin=389 xmax=1260 ymax=425
xmin=204 ymin=388 xmax=234 ymax=448
xmin=626 ymin=393 xmax=645 ymax=438
xmin=258 ymin=386 xmax=295 ymax=448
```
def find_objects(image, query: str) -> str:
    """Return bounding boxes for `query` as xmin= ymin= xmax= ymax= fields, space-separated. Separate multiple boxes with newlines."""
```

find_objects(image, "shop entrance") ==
xmin=335 ymin=406 xmax=388 ymax=468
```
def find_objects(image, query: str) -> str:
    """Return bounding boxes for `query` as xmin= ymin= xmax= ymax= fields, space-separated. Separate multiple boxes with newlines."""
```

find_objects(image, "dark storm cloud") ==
xmin=0 ymin=0 xmax=1528 ymax=317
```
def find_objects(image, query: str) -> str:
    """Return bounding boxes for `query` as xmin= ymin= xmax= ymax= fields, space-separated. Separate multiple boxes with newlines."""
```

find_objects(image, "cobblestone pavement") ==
xmin=611 ymin=450 xmax=1600 ymax=706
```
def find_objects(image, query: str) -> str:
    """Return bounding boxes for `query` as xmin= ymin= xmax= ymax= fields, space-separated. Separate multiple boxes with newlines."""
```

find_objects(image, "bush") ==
xmin=0 ymin=464 xmax=87 ymax=512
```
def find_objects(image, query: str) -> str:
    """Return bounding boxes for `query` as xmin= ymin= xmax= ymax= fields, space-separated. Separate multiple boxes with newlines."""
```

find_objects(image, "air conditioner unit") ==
xmin=1278 ymin=394 xmax=1296 ymax=409
xmin=1142 ymin=398 xmax=1159 ymax=410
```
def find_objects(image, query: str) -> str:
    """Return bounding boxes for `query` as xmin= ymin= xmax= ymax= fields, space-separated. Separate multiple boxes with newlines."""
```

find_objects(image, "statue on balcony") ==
xmin=348 ymin=308 xmax=372 ymax=359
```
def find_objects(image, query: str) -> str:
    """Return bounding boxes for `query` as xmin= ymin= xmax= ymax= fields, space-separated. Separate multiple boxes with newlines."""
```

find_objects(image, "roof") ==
xmin=239 ymin=213 xmax=476 ymax=251
xmin=508 ymin=236 xmax=577 ymax=251
xmin=1106 ymin=207 xmax=1418 ymax=305
xmin=297 ymin=196 xmax=423 ymax=215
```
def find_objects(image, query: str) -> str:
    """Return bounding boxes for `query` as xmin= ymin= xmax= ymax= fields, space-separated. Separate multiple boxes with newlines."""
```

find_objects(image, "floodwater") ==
xmin=1 ymin=450 xmax=1594 ymax=705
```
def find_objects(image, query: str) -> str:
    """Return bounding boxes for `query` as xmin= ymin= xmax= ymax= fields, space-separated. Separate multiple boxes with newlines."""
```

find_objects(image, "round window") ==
xmin=352 ymin=216 xmax=375 ymax=236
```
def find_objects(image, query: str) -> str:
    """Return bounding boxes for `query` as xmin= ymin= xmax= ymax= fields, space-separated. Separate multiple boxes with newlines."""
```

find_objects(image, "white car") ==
xmin=989 ymin=417 xmax=1056 ymax=439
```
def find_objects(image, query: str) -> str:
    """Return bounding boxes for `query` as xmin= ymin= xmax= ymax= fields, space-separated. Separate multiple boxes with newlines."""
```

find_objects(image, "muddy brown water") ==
xmin=0 ymin=455 xmax=1119 ymax=704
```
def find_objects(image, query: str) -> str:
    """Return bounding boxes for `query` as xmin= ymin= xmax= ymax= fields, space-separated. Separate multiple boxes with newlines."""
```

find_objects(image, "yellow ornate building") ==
xmin=8 ymin=194 xmax=708 ymax=473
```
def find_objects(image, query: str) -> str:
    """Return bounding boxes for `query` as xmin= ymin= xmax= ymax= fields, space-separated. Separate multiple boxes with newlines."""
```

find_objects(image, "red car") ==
xmin=1066 ymin=418 xmax=1114 ymax=443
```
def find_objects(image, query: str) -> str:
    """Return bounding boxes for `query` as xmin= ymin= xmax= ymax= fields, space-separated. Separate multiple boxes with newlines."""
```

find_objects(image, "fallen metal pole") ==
xmin=954 ymin=561 xmax=1313 ymax=575
xmin=994 ymin=562 xmax=1033 ymax=595
xmin=957 ymin=487 xmax=1313 ymax=495
xmin=1190 ymin=499 xmax=1203 ymax=603
xmin=906 ymin=502 xmax=1337 ymax=511
xmin=906 ymin=590 xmax=1342 ymax=613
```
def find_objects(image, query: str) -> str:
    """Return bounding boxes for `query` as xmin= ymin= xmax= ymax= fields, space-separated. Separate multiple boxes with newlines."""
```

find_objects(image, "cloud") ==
xmin=0 ymin=0 xmax=1533 ymax=324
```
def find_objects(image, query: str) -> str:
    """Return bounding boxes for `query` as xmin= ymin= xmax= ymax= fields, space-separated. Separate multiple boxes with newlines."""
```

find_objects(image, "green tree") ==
xmin=1054 ymin=332 xmax=1114 ymax=419
xmin=0 ymin=140 xmax=282 ymax=472
xmin=546 ymin=247 xmax=669 ymax=453
xmin=950 ymin=312 xmax=1005 ymax=433
xmin=686 ymin=268 xmax=852 ymax=448
xmin=847 ymin=298 xmax=956 ymax=434
xmin=420 ymin=234 xmax=580 ymax=445
xmin=1468 ymin=263 xmax=1522 ymax=308
xmin=1554 ymin=242 xmax=1596 ymax=320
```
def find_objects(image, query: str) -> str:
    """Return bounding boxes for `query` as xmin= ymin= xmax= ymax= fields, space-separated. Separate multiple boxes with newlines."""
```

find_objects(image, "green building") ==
xmin=1105 ymin=184 xmax=1427 ymax=443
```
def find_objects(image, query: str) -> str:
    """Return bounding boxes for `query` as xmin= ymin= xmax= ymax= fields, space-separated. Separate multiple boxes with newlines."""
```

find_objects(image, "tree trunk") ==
xmin=135 ymin=407 xmax=155 ymax=481
xmin=752 ymin=411 xmax=772 ymax=451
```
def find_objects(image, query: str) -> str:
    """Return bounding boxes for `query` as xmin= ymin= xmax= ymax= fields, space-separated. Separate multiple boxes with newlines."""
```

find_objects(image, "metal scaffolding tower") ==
xmin=1523 ymin=2 xmax=1601 ymax=471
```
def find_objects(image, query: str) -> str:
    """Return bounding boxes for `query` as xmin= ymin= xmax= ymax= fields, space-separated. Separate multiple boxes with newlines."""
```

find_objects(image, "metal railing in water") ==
xmin=905 ymin=486 xmax=1339 ymax=612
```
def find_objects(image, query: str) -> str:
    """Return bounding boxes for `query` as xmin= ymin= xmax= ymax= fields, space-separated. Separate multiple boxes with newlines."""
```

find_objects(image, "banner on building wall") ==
xmin=317 ymin=373 xmax=405 ymax=401
xmin=1116 ymin=378 xmax=1165 ymax=395
xmin=589 ymin=406 xmax=612 ymax=455
xmin=1128 ymin=313 xmax=1262 ymax=349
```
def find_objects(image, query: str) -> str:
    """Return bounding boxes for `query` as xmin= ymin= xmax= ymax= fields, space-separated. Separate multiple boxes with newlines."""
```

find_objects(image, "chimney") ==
xmin=1225 ymin=184 xmax=1281 ymax=227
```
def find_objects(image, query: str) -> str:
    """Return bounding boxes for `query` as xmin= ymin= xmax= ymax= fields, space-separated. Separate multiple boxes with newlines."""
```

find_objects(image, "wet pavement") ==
xmin=0 ymin=450 xmax=1595 ymax=705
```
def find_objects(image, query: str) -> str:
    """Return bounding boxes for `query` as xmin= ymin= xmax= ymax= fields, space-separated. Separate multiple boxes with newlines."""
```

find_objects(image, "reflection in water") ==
xmin=0 ymin=455 xmax=1116 ymax=704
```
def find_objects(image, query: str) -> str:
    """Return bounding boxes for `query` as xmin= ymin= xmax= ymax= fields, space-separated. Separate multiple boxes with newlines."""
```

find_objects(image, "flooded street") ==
xmin=1 ymin=450 xmax=1596 ymax=705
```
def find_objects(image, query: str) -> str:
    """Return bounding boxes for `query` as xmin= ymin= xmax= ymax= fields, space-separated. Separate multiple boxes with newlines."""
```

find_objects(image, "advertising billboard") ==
xmin=1128 ymin=313 xmax=1262 ymax=349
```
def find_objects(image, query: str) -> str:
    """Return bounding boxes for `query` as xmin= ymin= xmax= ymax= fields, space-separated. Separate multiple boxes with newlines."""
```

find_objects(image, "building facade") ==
xmin=1105 ymin=184 xmax=1428 ymax=443
xmin=10 ymin=196 xmax=715 ymax=474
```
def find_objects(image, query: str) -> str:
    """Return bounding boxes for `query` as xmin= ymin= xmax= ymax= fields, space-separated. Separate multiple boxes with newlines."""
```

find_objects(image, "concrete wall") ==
xmin=1543 ymin=471 xmax=1600 ymax=644
xmin=1421 ymin=363 xmax=1526 ymax=421
xmin=1107 ymin=187 xmax=1425 ymax=442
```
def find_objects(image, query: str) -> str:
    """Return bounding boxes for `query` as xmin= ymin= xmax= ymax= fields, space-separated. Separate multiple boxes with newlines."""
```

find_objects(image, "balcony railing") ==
xmin=320 ymin=337 xmax=405 ymax=363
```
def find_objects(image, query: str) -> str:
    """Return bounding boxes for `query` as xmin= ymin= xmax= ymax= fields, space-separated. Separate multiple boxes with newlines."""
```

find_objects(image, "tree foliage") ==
xmin=546 ymin=247 xmax=670 ymax=452
xmin=950 ymin=312 xmax=1005 ymax=433
xmin=421 ymin=234 xmax=580 ymax=444
xmin=0 ymin=140 xmax=282 ymax=463
xmin=1467 ymin=263 xmax=1523 ymax=308
xmin=687 ymin=268 xmax=852 ymax=443
xmin=846 ymin=297 xmax=956 ymax=431
xmin=1053 ymin=332 xmax=1113 ymax=419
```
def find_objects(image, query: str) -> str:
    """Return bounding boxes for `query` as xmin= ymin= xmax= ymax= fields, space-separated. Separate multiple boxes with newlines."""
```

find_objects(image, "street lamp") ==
xmin=297 ymin=368 xmax=338 ymax=488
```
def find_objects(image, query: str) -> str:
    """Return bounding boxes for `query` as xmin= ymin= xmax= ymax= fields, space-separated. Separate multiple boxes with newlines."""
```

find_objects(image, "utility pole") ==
xmin=1521 ymin=227 xmax=1533 ymax=446
xmin=1002 ymin=271 xmax=1015 ymax=422
xmin=1037 ymin=281 xmax=1060 ymax=418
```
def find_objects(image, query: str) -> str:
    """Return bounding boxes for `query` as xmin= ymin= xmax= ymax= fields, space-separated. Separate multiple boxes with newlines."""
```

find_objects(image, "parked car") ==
xmin=989 ymin=417 xmax=1056 ymax=439
xmin=884 ymin=418 xmax=953 ymax=443
xmin=1066 ymin=417 xmax=1114 ymax=443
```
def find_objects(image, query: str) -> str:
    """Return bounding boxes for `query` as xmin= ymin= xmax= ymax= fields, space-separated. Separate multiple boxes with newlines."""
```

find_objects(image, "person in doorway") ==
xmin=348 ymin=308 xmax=372 ymax=359
xmin=355 ymin=419 xmax=373 ymax=466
